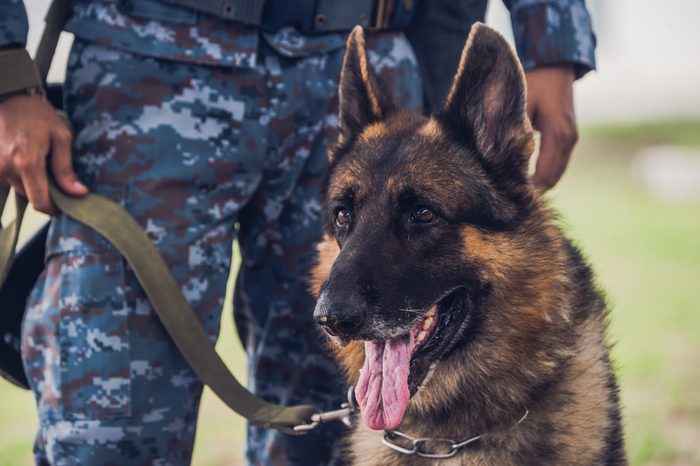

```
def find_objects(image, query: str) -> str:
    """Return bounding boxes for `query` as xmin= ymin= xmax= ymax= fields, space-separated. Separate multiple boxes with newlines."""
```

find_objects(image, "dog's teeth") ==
xmin=417 ymin=331 xmax=427 ymax=342
xmin=426 ymin=306 xmax=437 ymax=317
xmin=423 ymin=317 xmax=433 ymax=330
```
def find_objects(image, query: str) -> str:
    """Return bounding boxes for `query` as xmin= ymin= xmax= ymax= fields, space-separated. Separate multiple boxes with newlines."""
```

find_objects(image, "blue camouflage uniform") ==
xmin=0 ymin=0 xmax=596 ymax=465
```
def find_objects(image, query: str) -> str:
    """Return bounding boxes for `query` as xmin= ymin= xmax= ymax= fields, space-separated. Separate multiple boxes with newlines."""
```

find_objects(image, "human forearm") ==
xmin=525 ymin=64 xmax=577 ymax=189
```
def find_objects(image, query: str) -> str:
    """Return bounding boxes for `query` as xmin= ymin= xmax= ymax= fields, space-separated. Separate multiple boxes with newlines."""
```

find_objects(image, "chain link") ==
xmin=291 ymin=385 xmax=529 ymax=460
xmin=381 ymin=409 xmax=529 ymax=459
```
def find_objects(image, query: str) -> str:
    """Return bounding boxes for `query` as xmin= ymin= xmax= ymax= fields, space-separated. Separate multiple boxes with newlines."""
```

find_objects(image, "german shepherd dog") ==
xmin=311 ymin=24 xmax=626 ymax=465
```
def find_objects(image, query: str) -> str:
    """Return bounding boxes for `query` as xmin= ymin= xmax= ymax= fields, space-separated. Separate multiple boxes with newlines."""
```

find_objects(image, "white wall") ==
xmin=487 ymin=0 xmax=700 ymax=123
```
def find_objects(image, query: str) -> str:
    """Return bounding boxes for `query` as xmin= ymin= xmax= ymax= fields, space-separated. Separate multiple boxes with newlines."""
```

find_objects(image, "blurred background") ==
xmin=2 ymin=0 xmax=699 ymax=464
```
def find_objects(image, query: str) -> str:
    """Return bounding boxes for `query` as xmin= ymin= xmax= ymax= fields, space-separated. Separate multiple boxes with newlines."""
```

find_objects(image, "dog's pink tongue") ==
xmin=355 ymin=335 xmax=415 ymax=430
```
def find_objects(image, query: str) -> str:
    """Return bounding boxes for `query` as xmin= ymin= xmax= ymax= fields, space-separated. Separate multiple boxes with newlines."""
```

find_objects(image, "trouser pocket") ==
xmin=57 ymin=249 xmax=131 ymax=419
xmin=23 ymin=246 xmax=132 ymax=421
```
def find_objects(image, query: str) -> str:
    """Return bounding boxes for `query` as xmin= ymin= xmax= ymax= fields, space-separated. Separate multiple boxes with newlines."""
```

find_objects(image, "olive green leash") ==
xmin=0 ymin=188 xmax=26 ymax=285
xmin=0 ymin=0 xmax=353 ymax=435
xmin=0 ymin=183 xmax=335 ymax=433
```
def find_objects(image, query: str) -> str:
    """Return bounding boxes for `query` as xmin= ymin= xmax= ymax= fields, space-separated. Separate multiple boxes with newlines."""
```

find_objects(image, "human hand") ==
xmin=525 ymin=64 xmax=578 ymax=190
xmin=0 ymin=92 xmax=87 ymax=214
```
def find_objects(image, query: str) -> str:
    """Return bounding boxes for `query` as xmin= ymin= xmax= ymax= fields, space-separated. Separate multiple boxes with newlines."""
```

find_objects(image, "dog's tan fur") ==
xmin=312 ymin=24 xmax=626 ymax=465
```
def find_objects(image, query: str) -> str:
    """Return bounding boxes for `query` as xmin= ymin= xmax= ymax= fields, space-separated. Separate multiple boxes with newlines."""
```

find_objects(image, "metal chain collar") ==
xmin=381 ymin=409 xmax=529 ymax=459
xmin=293 ymin=386 xmax=529 ymax=461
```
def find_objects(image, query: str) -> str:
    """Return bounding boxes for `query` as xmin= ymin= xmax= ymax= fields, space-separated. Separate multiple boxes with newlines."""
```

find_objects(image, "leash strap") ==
xmin=0 ymin=188 xmax=26 ymax=285
xmin=0 ymin=184 xmax=319 ymax=433
xmin=0 ymin=50 xmax=43 ymax=101
xmin=48 ymin=184 xmax=319 ymax=433
xmin=0 ymin=0 xmax=320 ymax=433
xmin=34 ymin=0 xmax=73 ymax=80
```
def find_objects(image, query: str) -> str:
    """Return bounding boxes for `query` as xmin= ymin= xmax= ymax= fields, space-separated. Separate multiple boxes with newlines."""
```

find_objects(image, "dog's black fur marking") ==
xmin=311 ymin=24 xmax=627 ymax=466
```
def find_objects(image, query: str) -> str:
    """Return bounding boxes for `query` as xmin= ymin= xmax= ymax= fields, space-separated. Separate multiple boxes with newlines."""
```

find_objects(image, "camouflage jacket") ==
xmin=1 ymin=0 xmax=595 ymax=73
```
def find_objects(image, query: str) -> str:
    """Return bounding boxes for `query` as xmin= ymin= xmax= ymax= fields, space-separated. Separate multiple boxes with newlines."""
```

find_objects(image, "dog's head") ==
xmin=312 ymin=24 xmax=554 ymax=430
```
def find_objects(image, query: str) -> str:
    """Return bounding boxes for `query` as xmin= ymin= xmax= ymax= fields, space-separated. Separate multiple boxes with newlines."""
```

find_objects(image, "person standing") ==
xmin=0 ymin=1 xmax=595 ymax=464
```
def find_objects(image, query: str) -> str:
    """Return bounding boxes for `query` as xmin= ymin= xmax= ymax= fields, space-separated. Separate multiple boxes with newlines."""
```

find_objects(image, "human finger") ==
xmin=50 ymin=125 xmax=87 ymax=196
xmin=16 ymin=145 xmax=57 ymax=215
xmin=532 ymin=122 xmax=577 ymax=190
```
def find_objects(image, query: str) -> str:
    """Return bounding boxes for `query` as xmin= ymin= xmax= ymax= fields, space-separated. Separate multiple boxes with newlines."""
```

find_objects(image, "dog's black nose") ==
xmin=316 ymin=307 xmax=366 ymax=338
xmin=314 ymin=296 xmax=366 ymax=339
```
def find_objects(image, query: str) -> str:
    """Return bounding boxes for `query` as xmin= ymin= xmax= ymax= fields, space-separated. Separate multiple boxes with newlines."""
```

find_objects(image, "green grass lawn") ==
xmin=1 ymin=121 xmax=699 ymax=465
xmin=551 ymin=124 xmax=700 ymax=466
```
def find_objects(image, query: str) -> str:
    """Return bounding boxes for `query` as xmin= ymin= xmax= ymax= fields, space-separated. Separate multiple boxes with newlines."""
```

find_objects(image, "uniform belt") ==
xmin=163 ymin=0 xmax=415 ymax=33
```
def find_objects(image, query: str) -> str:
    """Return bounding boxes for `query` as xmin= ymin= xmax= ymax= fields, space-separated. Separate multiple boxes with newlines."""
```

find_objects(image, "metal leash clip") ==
xmin=293 ymin=386 xmax=356 ymax=432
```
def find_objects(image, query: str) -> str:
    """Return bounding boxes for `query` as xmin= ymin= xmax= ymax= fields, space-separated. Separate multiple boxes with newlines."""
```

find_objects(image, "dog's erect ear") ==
xmin=439 ymin=23 xmax=533 ymax=168
xmin=337 ymin=26 xmax=392 ymax=144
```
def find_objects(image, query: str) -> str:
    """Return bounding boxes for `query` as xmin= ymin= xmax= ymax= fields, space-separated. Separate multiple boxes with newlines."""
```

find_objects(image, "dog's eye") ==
xmin=411 ymin=207 xmax=438 ymax=224
xmin=335 ymin=207 xmax=352 ymax=227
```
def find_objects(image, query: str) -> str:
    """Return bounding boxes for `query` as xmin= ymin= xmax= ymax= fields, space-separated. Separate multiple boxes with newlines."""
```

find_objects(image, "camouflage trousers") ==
xmin=21 ymin=34 xmax=421 ymax=465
